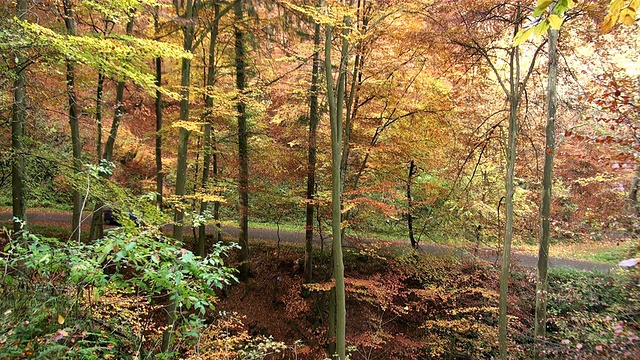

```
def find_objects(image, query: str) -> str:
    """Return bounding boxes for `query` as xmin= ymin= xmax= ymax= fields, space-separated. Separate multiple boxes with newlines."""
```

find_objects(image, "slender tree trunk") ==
xmin=89 ymin=72 xmax=106 ymax=242
xmin=197 ymin=4 xmax=221 ymax=257
xmin=154 ymin=7 xmax=164 ymax=209
xmin=95 ymin=73 xmax=105 ymax=161
xmin=328 ymin=286 xmax=337 ymax=355
xmin=196 ymin=123 xmax=211 ymax=257
xmin=407 ymin=159 xmax=417 ymax=248
xmin=163 ymin=0 xmax=196 ymax=353
xmin=63 ymin=0 xmax=83 ymax=243
xmin=11 ymin=0 xmax=28 ymax=234
xmin=304 ymin=15 xmax=322 ymax=288
xmin=213 ymin=161 xmax=221 ymax=242
xmin=534 ymin=28 xmax=558 ymax=360
xmin=499 ymin=6 xmax=521 ymax=358
xmin=325 ymin=1 xmax=352 ymax=355
xmin=235 ymin=0 xmax=250 ymax=282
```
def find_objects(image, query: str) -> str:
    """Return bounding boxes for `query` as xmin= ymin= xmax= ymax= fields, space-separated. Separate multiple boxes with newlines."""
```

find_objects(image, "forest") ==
xmin=0 ymin=0 xmax=639 ymax=359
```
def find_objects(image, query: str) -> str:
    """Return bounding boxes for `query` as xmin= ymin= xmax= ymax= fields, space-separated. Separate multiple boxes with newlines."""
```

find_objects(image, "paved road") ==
xmin=0 ymin=210 xmax=614 ymax=272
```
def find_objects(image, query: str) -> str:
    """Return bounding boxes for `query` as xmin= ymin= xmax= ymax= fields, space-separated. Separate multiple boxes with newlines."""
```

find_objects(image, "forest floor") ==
xmin=0 ymin=209 xmax=615 ymax=272
xmin=1 ymin=209 xmax=638 ymax=359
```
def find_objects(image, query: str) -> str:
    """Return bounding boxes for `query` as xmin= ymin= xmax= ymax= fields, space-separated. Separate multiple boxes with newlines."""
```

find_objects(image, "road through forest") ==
xmin=0 ymin=210 xmax=614 ymax=272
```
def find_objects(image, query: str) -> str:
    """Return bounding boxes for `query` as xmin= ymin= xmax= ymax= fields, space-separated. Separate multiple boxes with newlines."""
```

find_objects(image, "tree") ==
xmin=406 ymin=159 xmax=417 ymax=248
xmin=515 ymin=1 xmax=634 ymax=357
xmin=11 ymin=0 xmax=28 ymax=234
xmin=154 ymin=5 xmax=164 ymax=209
xmin=324 ymin=1 xmax=355 ymax=357
xmin=197 ymin=2 xmax=222 ymax=257
xmin=446 ymin=2 xmax=546 ymax=357
xmin=235 ymin=0 xmax=250 ymax=282
xmin=162 ymin=0 xmax=197 ymax=351
xmin=62 ymin=0 xmax=83 ymax=243
xmin=534 ymin=26 xmax=558 ymax=360
xmin=304 ymin=2 xmax=322 ymax=290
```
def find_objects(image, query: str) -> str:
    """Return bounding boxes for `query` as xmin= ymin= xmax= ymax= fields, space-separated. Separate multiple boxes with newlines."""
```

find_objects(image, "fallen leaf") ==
xmin=53 ymin=329 xmax=68 ymax=341
xmin=619 ymin=258 xmax=639 ymax=268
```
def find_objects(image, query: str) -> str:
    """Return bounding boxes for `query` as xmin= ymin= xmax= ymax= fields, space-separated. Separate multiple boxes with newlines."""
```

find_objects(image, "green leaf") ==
xmin=533 ymin=0 xmax=553 ymax=17
xmin=534 ymin=21 xmax=550 ymax=37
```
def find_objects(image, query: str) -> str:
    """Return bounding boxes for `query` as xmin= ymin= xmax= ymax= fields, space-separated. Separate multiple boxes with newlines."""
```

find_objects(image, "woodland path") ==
xmin=0 ymin=209 xmax=614 ymax=272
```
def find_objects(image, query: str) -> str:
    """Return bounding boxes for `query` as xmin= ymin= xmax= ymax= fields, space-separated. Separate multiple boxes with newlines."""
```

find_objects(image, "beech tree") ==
xmin=154 ymin=5 xmax=164 ymax=209
xmin=61 ymin=0 xmax=83 ymax=243
xmin=197 ymin=2 xmax=222 ymax=257
xmin=235 ymin=0 xmax=250 ymax=282
xmin=11 ymin=0 xmax=27 ymax=234
xmin=304 ymin=8 xmax=322 ymax=287
xmin=324 ymin=1 xmax=355 ymax=357
xmin=515 ymin=0 xmax=636 ymax=357
xmin=534 ymin=26 xmax=558 ymax=360
xmin=445 ymin=2 xmax=547 ymax=357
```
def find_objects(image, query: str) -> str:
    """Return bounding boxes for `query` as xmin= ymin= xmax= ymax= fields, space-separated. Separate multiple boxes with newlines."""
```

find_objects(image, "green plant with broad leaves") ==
xmin=0 ymin=210 xmax=238 ymax=358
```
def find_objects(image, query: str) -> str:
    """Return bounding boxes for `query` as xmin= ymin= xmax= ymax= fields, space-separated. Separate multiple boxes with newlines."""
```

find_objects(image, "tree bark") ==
xmin=304 ymin=13 xmax=322 ymax=288
xmin=325 ymin=1 xmax=352 ymax=355
xmin=499 ymin=5 xmax=522 ymax=359
xmin=235 ymin=0 xmax=250 ymax=282
xmin=11 ymin=0 xmax=28 ymax=234
xmin=95 ymin=73 xmax=105 ymax=162
xmin=534 ymin=27 xmax=558 ymax=360
xmin=88 ymin=72 xmax=106 ymax=242
xmin=196 ymin=4 xmax=221 ymax=257
xmin=154 ymin=7 xmax=164 ymax=209
xmin=62 ymin=0 xmax=83 ymax=243
xmin=407 ymin=159 xmax=417 ymax=248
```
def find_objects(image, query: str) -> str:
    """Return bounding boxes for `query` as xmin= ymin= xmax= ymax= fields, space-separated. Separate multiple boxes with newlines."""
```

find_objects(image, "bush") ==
xmin=0 ymin=217 xmax=238 ymax=358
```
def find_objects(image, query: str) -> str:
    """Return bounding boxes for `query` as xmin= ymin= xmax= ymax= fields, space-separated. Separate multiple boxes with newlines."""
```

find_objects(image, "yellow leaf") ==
xmin=548 ymin=14 xmax=564 ymax=29
xmin=601 ymin=13 xmax=619 ymax=33
xmin=57 ymin=314 xmax=65 ymax=325
xmin=619 ymin=8 xmax=636 ymax=25
xmin=171 ymin=120 xmax=205 ymax=134
xmin=630 ymin=0 xmax=640 ymax=11
xmin=513 ymin=27 xmax=534 ymax=47
xmin=537 ymin=0 xmax=553 ymax=7
xmin=609 ymin=0 xmax=626 ymax=14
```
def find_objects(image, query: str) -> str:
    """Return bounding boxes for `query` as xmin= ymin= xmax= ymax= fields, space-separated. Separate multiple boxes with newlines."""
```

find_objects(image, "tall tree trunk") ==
xmin=197 ymin=4 xmax=221 ymax=257
xmin=325 ymin=1 xmax=352 ymax=355
xmin=95 ymin=73 xmax=105 ymax=161
xmin=304 ymin=14 xmax=322 ymax=288
xmin=88 ymin=72 xmax=106 ymax=241
xmin=154 ymin=7 xmax=164 ymax=209
xmin=235 ymin=0 xmax=250 ymax=282
xmin=499 ymin=5 xmax=521 ymax=358
xmin=163 ymin=0 xmax=196 ymax=352
xmin=63 ymin=0 xmax=83 ymax=243
xmin=89 ymin=18 xmax=134 ymax=242
xmin=212 ymin=131 xmax=221 ymax=243
xmin=407 ymin=159 xmax=417 ymax=248
xmin=534 ymin=27 xmax=558 ymax=360
xmin=11 ymin=0 xmax=28 ymax=234
xmin=327 ymin=286 xmax=337 ymax=355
